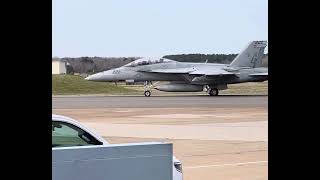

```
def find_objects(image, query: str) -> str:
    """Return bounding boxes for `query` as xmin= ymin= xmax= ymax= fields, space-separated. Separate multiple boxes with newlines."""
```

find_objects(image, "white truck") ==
xmin=52 ymin=114 xmax=183 ymax=180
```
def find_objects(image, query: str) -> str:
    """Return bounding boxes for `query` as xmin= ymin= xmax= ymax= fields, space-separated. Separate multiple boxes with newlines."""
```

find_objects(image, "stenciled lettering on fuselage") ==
xmin=112 ymin=70 xmax=121 ymax=74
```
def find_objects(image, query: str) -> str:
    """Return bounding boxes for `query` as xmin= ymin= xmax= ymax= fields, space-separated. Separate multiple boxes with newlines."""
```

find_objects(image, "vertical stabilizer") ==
xmin=230 ymin=41 xmax=267 ymax=68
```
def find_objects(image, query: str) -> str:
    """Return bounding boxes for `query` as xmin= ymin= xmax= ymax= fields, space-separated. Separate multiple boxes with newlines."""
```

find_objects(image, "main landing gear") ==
xmin=205 ymin=85 xmax=219 ymax=96
xmin=208 ymin=88 xmax=219 ymax=96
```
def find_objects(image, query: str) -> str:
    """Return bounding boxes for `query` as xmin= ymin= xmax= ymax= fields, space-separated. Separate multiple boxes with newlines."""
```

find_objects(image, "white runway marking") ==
xmin=185 ymin=161 xmax=268 ymax=169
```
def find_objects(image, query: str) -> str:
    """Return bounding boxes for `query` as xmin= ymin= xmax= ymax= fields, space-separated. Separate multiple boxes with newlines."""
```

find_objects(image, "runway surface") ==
xmin=52 ymin=95 xmax=268 ymax=109
xmin=52 ymin=95 xmax=268 ymax=180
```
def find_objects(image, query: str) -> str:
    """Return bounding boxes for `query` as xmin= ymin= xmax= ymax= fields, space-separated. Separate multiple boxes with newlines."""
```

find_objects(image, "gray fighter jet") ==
xmin=85 ymin=41 xmax=268 ymax=96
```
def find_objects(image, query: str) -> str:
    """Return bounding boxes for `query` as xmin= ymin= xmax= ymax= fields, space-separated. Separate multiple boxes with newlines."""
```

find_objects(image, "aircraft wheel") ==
xmin=209 ymin=88 xmax=219 ymax=96
xmin=144 ymin=90 xmax=151 ymax=97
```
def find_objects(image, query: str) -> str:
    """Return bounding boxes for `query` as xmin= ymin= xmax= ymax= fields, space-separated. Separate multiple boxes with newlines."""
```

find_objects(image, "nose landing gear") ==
xmin=144 ymin=81 xmax=153 ymax=97
xmin=144 ymin=90 xmax=151 ymax=97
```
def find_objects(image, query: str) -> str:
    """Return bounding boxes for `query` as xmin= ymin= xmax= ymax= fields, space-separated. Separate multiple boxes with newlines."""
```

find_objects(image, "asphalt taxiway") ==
xmin=52 ymin=95 xmax=268 ymax=109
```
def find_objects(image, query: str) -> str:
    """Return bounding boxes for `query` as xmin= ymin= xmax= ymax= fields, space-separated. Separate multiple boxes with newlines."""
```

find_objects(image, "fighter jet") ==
xmin=85 ymin=41 xmax=268 ymax=96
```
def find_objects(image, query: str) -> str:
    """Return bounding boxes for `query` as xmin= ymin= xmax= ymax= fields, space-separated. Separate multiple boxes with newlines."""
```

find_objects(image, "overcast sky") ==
xmin=52 ymin=0 xmax=268 ymax=57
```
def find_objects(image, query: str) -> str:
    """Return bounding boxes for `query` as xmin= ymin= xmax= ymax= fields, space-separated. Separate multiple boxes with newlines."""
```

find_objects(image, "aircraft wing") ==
xmin=138 ymin=67 xmax=196 ymax=74
xmin=139 ymin=67 xmax=238 ymax=76
xmin=189 ymin=69 xmax=237 ymax=76
xmin=249 ymin=72 xmax=268 ymax=76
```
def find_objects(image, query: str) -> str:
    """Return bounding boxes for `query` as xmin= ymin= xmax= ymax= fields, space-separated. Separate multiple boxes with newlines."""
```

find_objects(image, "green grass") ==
xmin=221 ymin=81 xmax=268 ymax=95
xmin=52 ymin=75 xmax=139 ymax=95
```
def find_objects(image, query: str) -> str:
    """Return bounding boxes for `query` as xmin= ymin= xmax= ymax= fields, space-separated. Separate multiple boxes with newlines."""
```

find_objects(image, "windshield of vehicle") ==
xmin=52 ymin=121 xmax=102 ymax=148
xmin=124 ymin=57 xmax=173 ymax=67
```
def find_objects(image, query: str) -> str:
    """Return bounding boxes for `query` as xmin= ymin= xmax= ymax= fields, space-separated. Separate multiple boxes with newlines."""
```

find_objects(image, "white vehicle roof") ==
xmin=52 ymin=114 xmax=181 ymax=165
xmin=52 ymin=114 xmax=108 ymax=144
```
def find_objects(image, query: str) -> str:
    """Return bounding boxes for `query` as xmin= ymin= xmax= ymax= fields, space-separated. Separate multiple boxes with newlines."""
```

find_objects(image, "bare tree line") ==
xmin=55 ymin=54 xmax=268 ymax=74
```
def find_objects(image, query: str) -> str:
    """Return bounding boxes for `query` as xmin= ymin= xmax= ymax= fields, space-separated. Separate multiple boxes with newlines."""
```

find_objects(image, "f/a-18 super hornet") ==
xmin=85 ymin=41 xmax=268 ymax=96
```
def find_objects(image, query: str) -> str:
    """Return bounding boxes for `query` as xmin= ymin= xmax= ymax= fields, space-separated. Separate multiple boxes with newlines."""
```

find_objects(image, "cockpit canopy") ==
xmin=124 ymin=57 xmax=174 ymax=67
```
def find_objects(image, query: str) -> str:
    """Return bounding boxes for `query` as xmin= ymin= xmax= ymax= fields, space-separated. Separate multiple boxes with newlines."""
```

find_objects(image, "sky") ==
xmin=52 ymin=0 xmax=268 ymax=57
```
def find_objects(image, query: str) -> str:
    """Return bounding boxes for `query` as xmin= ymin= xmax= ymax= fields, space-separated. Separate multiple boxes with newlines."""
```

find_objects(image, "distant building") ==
xmin=52 ymin=58 xmax=67 ymax=74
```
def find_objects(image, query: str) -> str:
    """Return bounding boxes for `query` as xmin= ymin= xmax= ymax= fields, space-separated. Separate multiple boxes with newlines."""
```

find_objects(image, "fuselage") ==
xmin=85 ymin=41 xmax=268 ymax=96
xmin=85 ymin=60 xmax=268 ymax=85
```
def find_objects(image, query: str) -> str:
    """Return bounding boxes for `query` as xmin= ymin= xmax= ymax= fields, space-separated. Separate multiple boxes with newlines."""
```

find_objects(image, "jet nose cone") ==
xmin=84 ymin=72 xmax=103 ymax=81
